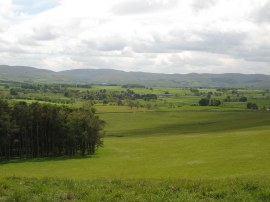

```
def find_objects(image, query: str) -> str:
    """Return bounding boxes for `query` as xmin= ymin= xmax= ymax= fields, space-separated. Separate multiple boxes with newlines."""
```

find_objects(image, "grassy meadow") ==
xmin=1 ymin=84 xmax=270 ymax=201
xmin=1 ymin=111 xmax=270 ymax=179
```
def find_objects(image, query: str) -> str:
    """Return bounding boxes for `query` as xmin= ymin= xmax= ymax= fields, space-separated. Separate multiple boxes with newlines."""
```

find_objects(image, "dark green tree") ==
xmin=199 ymin=98 xmax=210 ymax=106
xmin=0 ymin=100 xmax=104 ymax=160
xmin=210 ymin=99 xmax=221 ymax=106
xmin=247 ymin=103 xmax=258 ymax=110
xmin=239 ymin=96 xmax=247 ymax=102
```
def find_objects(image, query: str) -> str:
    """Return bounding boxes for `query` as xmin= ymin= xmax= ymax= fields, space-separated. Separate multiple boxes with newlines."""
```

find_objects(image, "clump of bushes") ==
xmin=199 ymin=98 xmax=221 ymax=106
xmin=247 ymin=102 xmax=258 ymax=110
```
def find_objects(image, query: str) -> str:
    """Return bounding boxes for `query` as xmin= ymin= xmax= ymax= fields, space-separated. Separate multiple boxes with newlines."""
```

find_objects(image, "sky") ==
xmin=0 ymin=0 xmax=270 ymax=74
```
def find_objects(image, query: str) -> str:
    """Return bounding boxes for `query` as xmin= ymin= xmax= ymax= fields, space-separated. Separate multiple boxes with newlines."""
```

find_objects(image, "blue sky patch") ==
xmin=13 ymin=0 xmax=59 ymax=14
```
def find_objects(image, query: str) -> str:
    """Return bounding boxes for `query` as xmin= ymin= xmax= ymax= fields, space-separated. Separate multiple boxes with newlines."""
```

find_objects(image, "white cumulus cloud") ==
xmin=0 ymin=0 xmax=269 ymax=74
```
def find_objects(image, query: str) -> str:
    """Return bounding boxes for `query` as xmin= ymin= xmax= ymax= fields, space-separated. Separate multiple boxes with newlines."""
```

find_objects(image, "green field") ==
xmin=1 ymin=177 xmax=270 ymax=201
xmin=1 ymin=84 xmax=270 ymax=201
xmin=1 ymin=111 xmax=270 ymax=180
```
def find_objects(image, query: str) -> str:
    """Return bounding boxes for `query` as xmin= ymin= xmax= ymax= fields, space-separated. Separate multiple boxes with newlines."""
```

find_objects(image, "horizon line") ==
xmin=0 ymin=64 xmax=269 ymax=76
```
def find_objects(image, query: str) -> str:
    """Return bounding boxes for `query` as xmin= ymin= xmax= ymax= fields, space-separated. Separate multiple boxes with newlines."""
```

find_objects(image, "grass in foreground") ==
xmin=1 ymin=177 xmax=270 ymax=202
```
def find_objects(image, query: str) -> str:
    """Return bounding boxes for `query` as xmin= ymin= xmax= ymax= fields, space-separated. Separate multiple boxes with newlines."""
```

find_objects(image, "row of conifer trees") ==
xmin=0 ymin=100 xmax=104 ymax=160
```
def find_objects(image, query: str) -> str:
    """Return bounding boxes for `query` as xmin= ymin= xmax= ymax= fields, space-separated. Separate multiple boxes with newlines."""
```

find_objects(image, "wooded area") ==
xmin=0 ymin=100 xmax=104 ymax=160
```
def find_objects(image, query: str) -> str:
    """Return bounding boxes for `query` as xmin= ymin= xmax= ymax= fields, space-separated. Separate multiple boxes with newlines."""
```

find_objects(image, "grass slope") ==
xmin=1 ymin=111 xmax=269 ymax=179
xmin=1 ymin=111 xmax=270 ymax=201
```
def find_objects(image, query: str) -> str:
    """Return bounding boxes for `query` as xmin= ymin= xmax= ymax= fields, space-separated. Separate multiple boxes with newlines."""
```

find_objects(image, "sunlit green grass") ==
xmin=1 ymin=177 xmax=270 ymax=201
xmin=1 ymin=86 xmax=270 ymax=201
xmin=1 ymin=111 xmax=269 ymax=180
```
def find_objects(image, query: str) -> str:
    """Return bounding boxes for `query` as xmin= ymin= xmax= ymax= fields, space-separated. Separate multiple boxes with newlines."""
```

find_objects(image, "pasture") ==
xmin=1 ymin=84 xmax=270 ymax=201
xmin=1 ymin=111 xmax=270 ymax=180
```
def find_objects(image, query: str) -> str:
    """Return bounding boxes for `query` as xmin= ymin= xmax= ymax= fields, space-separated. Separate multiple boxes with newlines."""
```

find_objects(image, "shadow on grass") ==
xmin=106 ymin=118 xmax=270 ymax=138
xmin=0 ymin=153 xmax=100 ymax=165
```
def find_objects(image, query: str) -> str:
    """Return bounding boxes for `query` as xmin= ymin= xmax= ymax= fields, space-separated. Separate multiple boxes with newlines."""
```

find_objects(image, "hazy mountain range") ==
xmin=1 ymin=65 xmax=270 ymax=89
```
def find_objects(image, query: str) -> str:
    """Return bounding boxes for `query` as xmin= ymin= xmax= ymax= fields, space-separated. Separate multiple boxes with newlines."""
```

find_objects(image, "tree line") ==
xmin=0 ymin=100 xmax=104 ymax=160
xmin=81 ymin=88 xmax=158 ymax=104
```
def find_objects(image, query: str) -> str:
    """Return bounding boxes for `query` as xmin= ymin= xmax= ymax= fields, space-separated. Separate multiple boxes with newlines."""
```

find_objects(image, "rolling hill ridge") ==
xmin=1 ymin=65 xmax=270 ymax=88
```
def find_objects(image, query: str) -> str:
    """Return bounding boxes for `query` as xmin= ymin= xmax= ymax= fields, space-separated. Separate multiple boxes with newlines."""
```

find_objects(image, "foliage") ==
xmin=224 ymin=96 xmax=231 ymax=102
xmin=9 ymin=88 xmax=18 ymax=96
xmin=0 ymin=100 xmax=104 ymax=160
xmin=122 ymin=84 xmax=146 ymax=88
xmin=239 ymin=96 xmax=247 ymax=102
xmin=210 ymin=99 xmax=221 ymax=106
xmin=199 ymin=98 xmax=210 ymax=106
xmin=247 ymin=102 xmax=258 ymax=110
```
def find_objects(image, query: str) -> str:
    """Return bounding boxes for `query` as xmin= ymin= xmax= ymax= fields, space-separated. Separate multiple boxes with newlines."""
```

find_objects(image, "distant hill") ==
xmin=1 ymin=65 xmax=270 ymax=89
xmin=0 ymin=65 xmax=73 ymax=83
xmin=60 ymin=69 xmax=270 ymax=88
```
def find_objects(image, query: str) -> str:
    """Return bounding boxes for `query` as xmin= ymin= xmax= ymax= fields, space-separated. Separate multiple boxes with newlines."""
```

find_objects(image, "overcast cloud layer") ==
xmin=0 ymin=0 xmax=270 ymax=74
